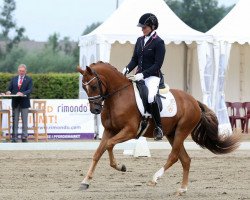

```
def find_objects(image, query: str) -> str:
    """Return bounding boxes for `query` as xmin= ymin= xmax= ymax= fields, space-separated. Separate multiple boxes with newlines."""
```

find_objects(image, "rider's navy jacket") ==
xmin=126 ymin=32 xmax=165 ymax=79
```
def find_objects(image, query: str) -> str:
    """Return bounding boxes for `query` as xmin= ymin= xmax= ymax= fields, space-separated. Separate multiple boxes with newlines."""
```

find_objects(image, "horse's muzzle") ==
xmin=90 ymin=107 xmax=102 ymax=114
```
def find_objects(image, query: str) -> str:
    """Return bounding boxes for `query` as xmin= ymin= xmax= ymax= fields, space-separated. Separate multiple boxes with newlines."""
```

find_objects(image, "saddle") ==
xmin=132 ymin=78 xmax=176 ymax=118
xmin=130 ymin=77 xmax=177 ymax=139
xmin=131 ymin=78 xmax=177 ymax=139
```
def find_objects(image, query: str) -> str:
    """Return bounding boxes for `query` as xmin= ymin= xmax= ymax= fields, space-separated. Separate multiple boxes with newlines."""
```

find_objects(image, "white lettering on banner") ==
xmin=52 ymin=134 xmax=81 ymax=139
xmin=1 ymin=99 xmax=95 ymax=135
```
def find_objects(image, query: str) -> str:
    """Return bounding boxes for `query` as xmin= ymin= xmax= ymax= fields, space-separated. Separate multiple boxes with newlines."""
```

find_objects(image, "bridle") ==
xmin=82 ymin=68 xmax=131 ymax=106
xmin=82 ymin=69 xmax=106 ymax=106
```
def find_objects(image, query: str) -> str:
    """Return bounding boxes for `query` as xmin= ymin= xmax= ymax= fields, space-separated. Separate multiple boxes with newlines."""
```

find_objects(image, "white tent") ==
xmin=207 ymin=0 xmax=250 ymax=102
xmin=206 ymin=0 xmax=250 ymax=133
xmin=79 ymin=0 xmax=212 ymax=101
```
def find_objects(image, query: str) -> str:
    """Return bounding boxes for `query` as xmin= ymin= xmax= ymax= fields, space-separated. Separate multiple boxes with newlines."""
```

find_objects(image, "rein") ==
xmin=83 ymin=69 xmax=131 ymax=106
xmin=103 ymin=83 xmax=131 ymax=99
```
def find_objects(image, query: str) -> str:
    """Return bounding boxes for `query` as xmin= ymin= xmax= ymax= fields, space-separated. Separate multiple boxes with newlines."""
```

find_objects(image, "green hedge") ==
xmin=0 ymin=73 xmax=79 ymax=99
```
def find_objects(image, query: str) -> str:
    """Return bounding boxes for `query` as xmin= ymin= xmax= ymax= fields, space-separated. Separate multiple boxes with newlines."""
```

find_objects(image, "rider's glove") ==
xmin=122 ymin=67 xmax=129 ymax=75
xmin=134 ymin=73 xmax=144 ymax=81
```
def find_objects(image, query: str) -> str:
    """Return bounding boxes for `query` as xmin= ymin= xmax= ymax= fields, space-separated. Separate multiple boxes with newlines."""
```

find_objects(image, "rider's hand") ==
xmin=134 ymin=73 xmax=144 ymax=81
xmin=122 ymin=67 xmax=129 ymax=75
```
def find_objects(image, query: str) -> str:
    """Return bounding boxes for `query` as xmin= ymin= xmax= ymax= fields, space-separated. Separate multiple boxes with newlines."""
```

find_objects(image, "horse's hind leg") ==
xmin=148 ymin=135 xmax=182 ymax=186
xmin=167 ymin=134 xmax=190 ymax=195
xmin=176 ymin=146 xmax=190 ymax=195
xmin=148 ymin=130 xmax=190 ymax=194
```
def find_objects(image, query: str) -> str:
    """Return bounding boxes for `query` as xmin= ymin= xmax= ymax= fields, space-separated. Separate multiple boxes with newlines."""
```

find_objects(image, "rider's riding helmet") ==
xmin=137 ymin=13 xmax=158 ymax=30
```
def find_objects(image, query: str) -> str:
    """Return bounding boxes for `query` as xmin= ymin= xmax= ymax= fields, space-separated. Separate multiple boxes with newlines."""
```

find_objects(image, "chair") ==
xmin=225 ymin=101 xmax=233 ymax=128
xmin=0 ymin=100 xmax=11 ymax=141
xmin=28 ymin=100 xmax=48 ymax=142
xmin=243 ymin=102 xmax=250 ymax=133
xmin=230 ymin=102 xmax=246 ymax=132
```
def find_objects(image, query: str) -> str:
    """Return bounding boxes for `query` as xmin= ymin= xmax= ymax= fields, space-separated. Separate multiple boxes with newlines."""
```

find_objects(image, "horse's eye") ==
xmin=91 ymin=85 xmax=97 ymax=91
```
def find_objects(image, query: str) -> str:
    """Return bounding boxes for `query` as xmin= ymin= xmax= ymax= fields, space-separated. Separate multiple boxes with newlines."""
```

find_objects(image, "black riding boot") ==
xmin=150 ymin=101 xmax=163 ymax=141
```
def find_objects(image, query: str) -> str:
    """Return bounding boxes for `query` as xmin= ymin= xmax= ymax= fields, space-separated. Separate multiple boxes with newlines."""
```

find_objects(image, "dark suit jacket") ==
xmin=126 ymin=32 xmax=166 ymax=79
xmin=8 ymin=75 xmax=33 ymax=108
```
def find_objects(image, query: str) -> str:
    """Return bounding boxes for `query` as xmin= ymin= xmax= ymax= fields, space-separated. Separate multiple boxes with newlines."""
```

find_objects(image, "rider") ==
xmin=123 ymin=13 xmax=166 ymax=141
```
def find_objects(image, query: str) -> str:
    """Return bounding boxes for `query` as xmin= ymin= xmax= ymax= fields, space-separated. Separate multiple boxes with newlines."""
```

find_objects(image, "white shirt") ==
xmin=144 ymin=30 xmax=156 ymax=45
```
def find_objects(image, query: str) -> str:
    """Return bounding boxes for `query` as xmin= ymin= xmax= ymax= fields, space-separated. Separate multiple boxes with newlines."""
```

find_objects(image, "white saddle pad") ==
xmin=133 ymin=83 xmax=177 ymax=118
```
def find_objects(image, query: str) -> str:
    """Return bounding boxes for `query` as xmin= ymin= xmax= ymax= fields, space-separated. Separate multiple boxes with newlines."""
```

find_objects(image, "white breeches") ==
xmin=144 ymin=76 xmax=160 ymax=103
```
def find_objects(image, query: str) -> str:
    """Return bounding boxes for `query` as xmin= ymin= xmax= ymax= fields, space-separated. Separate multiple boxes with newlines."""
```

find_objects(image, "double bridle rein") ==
xmin=82 ymin=68 xmax=131 ymax=106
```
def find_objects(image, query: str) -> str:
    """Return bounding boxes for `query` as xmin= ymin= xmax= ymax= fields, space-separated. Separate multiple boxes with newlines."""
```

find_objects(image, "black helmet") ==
xmin=137 ymin=13 xmax=158 ymax=30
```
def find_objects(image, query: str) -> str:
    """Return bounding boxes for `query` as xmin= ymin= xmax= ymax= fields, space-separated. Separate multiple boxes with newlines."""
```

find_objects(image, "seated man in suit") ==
xmin=6 ymin=64 xmax=33 ymax=142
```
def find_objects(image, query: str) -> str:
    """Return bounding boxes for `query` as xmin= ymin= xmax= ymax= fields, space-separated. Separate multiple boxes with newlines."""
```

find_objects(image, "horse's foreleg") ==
xmin=106 ymin=127 xmax=136 ymax=172
xmin=107 ymin=147 xmax=126 ymax=172
xmin=80 ymin=134 xmax=108 ymax=190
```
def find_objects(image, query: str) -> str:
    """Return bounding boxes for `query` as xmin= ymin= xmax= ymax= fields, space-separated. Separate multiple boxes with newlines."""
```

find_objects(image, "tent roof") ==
xmin=207 ymin=0 xmax=250 ymax=44
xmin=79 ymin=0 xmax=211 ymax=46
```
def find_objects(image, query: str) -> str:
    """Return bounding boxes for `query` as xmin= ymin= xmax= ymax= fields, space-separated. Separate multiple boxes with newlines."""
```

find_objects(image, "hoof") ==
xmin=147 ymin=180 xmax=157 ymax=187
xmin=175 ymin=188 xmax=187 ymax=196
xmin=78 ymin=183 xmax=89 ymax=190
xmin=121 ymin=164 xmax=126 ymax=172
xmin=175 ymin=191 xmax=185 ymax=196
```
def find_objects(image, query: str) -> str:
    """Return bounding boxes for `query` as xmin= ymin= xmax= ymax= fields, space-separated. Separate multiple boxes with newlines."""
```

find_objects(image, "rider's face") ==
xmin=141 ymin=25 xmax=152 ymax=36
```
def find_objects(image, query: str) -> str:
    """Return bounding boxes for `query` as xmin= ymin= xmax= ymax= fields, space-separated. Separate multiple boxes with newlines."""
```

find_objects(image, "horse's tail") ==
xmin=191 ymin=101 xmax=241 ymax=154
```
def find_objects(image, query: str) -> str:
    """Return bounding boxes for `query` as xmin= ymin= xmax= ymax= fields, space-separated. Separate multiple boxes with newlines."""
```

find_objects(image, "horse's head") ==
xmin=77 ymin=65 xmax=107 ymax=114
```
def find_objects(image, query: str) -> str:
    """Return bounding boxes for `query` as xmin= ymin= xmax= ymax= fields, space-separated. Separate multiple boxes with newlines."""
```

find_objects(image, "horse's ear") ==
xmin=86 ymin=66 xmax=93 ymax=75
xmin=76 ymin=66 xmax=85 ymax=75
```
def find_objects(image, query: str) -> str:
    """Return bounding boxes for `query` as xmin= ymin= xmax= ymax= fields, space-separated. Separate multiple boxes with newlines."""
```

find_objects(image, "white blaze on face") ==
xmin=86 ymin=85 xmax=90 ymax=94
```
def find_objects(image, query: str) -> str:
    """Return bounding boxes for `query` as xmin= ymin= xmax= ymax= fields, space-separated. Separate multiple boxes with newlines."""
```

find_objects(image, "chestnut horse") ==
xmin=77 ymin=61 xmax=240 ymax=194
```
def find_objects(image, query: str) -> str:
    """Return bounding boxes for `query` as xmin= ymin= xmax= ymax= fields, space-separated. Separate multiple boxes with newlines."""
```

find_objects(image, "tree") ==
xmin=46 ymin=33 xmax=60 ymax=53
xmin=61 ymin=36 xmax=73 ymax=55
xmin=14 ymin=33 xmax=79 ymax=73
xmin=6 ymin=27 xmax=25 ymax=51
xmin=61 ymin=36 xmax=79 ymax=65
xmin=0 ymin=47 xmax=26 ymax=72
xmin=165 ymin=0 xmax=234 ymax=32
xmin=82 ymin=22 xmax=102 ymax=35
xmin=0 ymin=0 xmax=25 ymax=52
xmin=0 ymin=0 xmax=16 ymax=38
